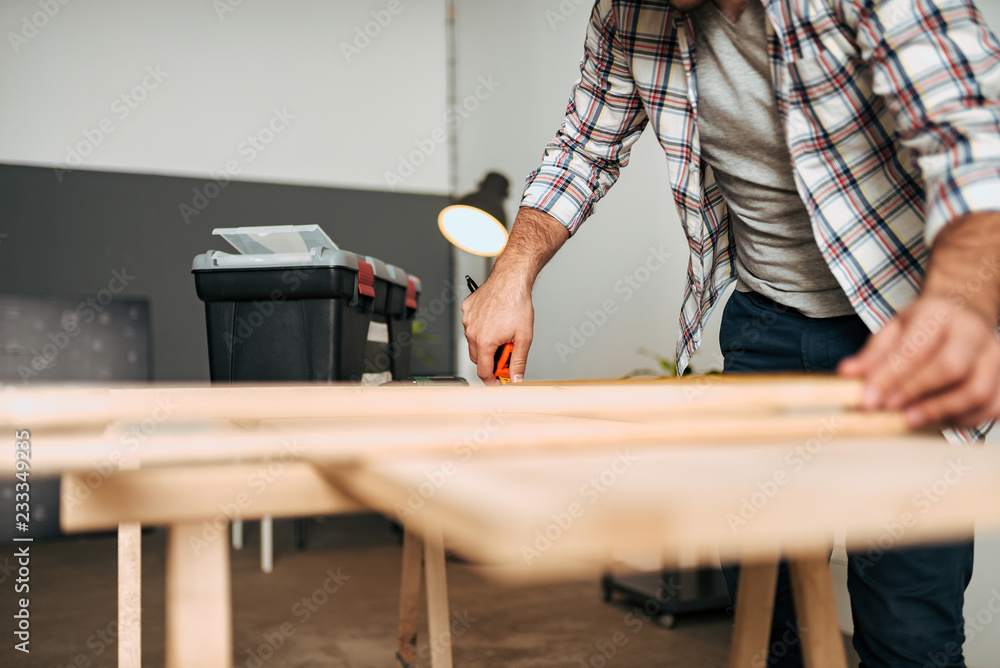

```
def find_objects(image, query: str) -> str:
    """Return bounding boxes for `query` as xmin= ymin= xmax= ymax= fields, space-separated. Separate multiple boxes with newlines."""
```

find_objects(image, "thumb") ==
xmin=508 ymin=337 xmax=531 ymax=383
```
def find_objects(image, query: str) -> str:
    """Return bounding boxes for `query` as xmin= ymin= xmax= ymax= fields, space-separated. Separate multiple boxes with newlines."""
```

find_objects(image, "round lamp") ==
xmin=438 ymin=172 xmax=510 ymax=257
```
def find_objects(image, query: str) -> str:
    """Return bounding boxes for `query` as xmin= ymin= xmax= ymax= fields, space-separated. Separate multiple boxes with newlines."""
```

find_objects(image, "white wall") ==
xmin=0 ymin=0 xmax=449 ymax=193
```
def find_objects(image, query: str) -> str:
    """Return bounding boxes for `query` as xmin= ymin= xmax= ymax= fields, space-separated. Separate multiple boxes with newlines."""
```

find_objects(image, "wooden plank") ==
xmin=728 ymin=558 xmax=779 ymax=668
xmin=423 ymin=526 xmax=453 ymax=668
xmin=23 ymin=411 xmax=914 ymax=477
xmin=61 ymin=463 xmax=363 ymax=531
xmin=166 ymin=521 xmax=231 ymax=668
xmin=117 ymin=521 xmax=142 ymax=668
xmin=396 ymin=530 xmax=423 ymax=668
xmin=324 ymin=440 xmax=1000 ymax=582
xmin=789 ymin=555 xmax=848 ymax=668
xmin=0 ymin=376 xmax=867 ymax=429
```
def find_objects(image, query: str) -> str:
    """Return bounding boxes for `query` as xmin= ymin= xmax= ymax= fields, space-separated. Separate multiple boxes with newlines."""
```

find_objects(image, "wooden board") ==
xmin=321 ymin=438 xmax=1000 ymax=581
xmin=12 ymin=409 xmax=910 ymax=477
xmin=61 ymin=462 xmax=363 ymax=531
xmin=0 ymin=375 xmax=866 ymax=430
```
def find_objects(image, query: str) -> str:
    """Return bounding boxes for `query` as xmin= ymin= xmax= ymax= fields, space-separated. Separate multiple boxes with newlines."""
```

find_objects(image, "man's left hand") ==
xmin=838 ymin=294 xmax=1000 ymax=428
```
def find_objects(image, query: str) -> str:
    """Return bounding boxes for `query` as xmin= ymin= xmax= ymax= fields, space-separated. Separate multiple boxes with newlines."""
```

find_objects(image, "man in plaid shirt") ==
xmin=463 ymin=0 xmax=1000 ymax=665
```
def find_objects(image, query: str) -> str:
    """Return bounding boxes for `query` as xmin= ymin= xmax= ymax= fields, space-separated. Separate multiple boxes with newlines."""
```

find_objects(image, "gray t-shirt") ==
xmin=691 ymin=0 xmax=855 ymax=318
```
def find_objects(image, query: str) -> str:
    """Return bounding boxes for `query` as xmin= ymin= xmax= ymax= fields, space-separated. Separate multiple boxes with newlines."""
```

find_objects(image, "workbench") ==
xmin=3 ymin=377 xmax=995 ymax=668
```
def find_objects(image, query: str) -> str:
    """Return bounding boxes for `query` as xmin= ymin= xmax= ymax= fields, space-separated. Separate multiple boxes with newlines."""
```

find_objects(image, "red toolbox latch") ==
xmin=357 ymin=260 xmax=376 ymax=299
xmin=405 ymin=277 xmax=418 ymax=312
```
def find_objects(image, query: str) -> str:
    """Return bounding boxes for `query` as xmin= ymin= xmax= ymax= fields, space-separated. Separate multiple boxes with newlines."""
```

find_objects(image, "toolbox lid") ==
xmin=217 ymin=224 xmax=339 ymax=255
xmin=192 ymin=225 xmax=361 ymax=270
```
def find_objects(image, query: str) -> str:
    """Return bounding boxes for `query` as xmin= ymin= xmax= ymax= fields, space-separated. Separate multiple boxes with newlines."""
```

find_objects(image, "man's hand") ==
xmin=839 ymin=295 xmax=1000 ymax=427
xmin=839 ymin=212 xmax=1000 ymax=428
xmin=462 ymin=271 xmax=534 ymax=384
xmin=461 ymin=207 xmax=568 ymax=384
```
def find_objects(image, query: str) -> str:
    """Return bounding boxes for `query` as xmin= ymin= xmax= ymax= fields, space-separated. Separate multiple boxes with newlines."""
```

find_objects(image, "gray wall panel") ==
xmin=0 ymin=163 xmax=454 ymax=381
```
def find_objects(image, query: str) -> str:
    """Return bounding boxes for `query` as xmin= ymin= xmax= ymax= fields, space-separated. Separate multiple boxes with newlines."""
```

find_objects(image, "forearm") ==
xmin=922 ymin=211 xmax=1000 ymax=324
xmin=489 ymin=206 xmax=570 ymax=290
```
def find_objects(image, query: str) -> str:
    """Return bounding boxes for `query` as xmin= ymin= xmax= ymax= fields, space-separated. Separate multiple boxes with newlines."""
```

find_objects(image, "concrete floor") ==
xmin=4 ymin=514 xmax=743 ymax=667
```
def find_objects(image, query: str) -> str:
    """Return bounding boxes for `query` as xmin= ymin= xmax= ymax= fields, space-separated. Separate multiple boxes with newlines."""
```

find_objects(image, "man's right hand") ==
xmin=460 ymin=207 xmax=569 ymax=385
xmin=461 ymin=270 xmax=534 ymax=384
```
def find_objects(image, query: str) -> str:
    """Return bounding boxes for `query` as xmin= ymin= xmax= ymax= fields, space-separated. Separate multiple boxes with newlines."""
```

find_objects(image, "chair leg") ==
xmin=789 ymin=554 xmax=848 ymax=668
xmin=232 ymin=518 xmax=243 ymax=550
xmin=261 ymin=515 xmax=273 ymax=573
xmin=728 ymin=557 xmax=779 ymax=668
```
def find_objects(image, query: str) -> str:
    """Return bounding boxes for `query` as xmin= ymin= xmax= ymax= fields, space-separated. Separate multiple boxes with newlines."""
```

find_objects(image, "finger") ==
xmin=460 ymin=294 xmax=474 ymax=327
xmin=838 ymin=319 xmax=900 ymax=378
xmin=906 ymin=348 xmax=1000 ymax=427
xmin=886 ymin=330 xmax=971 ymax=410
xmin=476 ymin=345 xmax=498 ymax=385
xmin=508 ymin=335 xmax=532 ymax=383
xmin=465 ymin=326 xmax=478 ymax=366
xmin=863 ymin=318 xmax=944 ymax=408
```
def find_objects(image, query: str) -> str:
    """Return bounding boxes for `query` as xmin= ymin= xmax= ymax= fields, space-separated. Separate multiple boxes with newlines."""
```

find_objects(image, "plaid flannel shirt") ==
xmin=522 ymin=0 xmax=1000 ymax=442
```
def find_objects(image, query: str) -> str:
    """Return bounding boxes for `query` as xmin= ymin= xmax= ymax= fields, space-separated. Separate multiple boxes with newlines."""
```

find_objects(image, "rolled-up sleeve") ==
xmin=521 ymin=0 xmax=649 ymax=236
xmin=850 ymin=0 xmax=1000 ymax=245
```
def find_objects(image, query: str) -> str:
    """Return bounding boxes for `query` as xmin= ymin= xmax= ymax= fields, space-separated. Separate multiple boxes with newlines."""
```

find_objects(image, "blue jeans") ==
xmin=718 ymin=290 xmax=974 ymax=668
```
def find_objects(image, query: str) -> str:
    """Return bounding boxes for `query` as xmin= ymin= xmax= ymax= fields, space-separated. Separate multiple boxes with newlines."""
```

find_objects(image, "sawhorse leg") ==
xmin=789 ymin=554 xmax=848 ymax=668
xmin=166 ymin=521 xmax=232 ymax=668
xmin=118 ymin=522 xmax=142 ymax=668
xmin=729 ymin=553 xmax=847 ymax=668
xmin=728 ymin=557 xmax=779 ymax=668
xmin=396 ymin=527 xmax=453 ymax=668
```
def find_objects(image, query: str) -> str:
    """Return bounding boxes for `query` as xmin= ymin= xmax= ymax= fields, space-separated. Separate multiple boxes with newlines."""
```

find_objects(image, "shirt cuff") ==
xmin=520 ymin=165 xmax=601 ymax=237
xmin=924 ymin=160 xmax=1000 ymax=246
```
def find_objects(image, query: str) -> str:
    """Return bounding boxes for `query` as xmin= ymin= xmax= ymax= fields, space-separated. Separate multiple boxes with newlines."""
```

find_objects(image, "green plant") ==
xmin=624 ymin=347 xmax=693 ymax=378
xmin=411 ymin=318 xmax=440 ymax=367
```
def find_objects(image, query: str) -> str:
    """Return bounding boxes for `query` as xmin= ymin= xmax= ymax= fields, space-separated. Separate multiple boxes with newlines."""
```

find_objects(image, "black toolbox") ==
xmin=193 ymin=225 xmax=420 ymax=383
